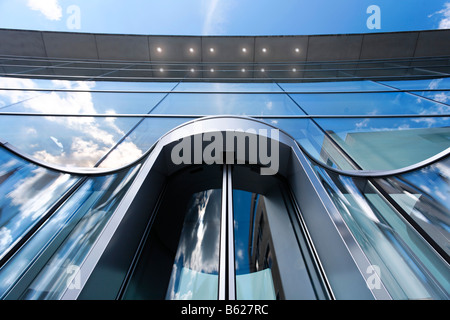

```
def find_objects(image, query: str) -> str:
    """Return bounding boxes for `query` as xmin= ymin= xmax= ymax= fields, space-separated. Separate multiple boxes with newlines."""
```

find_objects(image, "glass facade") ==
xmin=0 ymin=67 xmax=448 ymax=300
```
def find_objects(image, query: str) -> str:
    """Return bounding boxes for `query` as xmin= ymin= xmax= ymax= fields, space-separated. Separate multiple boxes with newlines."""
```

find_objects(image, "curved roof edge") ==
xmin=0 ymin=28 xmax=449 ymax=63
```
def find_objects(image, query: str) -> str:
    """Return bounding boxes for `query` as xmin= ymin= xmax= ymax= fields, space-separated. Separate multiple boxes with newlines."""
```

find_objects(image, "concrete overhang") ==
xmin=0 ymin=28 xmax=449 ymax=81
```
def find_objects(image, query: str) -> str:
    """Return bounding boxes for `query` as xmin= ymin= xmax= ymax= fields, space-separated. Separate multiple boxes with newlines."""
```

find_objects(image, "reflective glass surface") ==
xmin=1 ymin=90 xmax=166 ymax=114
xmin=380 ymin=78 xmax=450 ymax=91
xmin=151 ymin=93 xmax=305 ymax=115
xmin=278 ymin=80 xmax=392 ymax=92
xmin=258 ymin=118 xmax=356 ymax=170
xmin=99 ymin=117 xmax=193 ymax=168
xmin=380 ymin=78 xmax=450 ymax=106
xmin=165 ymin=189 xmax=221 ymax=300
xmin=313 ymin=165 xmax=450 ymax=299
xmin=0 ymin=115 xmax=141 ymax=167
xmin=233 ymin=190 xmax=276 ymax=300
xmin=122 ymin=165 xmax=223 ymax=300
xmin=4 ymin=163 xmax=142 ymax=300
xmin=174 ymin=82 xmax=283 ymax=92
xmin=0 ymin=147 xmax=77 ymax=262
xmin=232 ymin=166 xmax=324 ymax=300
xmin=315 ymin=117 xmax=450 ymax=171
xmin=290 ymin=92 xmax=449 ymax=115
xmin=376 ymin=157 xmax=450 ymax=256
xmin=0 ymin=76 xmax=178 ymax=92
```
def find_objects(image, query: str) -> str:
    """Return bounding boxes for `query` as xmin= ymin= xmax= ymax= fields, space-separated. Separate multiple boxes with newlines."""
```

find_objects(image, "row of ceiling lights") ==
xmin=155 ymin=47 xmax=302 ymax=54
xmin=157 ymin=67 xmax=299 ymax=72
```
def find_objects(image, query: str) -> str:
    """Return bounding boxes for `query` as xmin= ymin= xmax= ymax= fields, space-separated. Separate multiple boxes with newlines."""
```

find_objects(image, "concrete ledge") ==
xmin=0 ymin=29 xmax=449 ymax=63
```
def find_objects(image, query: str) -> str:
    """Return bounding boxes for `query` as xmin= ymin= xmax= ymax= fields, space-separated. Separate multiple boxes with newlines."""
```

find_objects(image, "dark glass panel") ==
xmin=376 ymin=157 xmax=450 ymax=257
xmin=1 ymin=163 xmax=142 ymax=299
xmin=0 ymin=147 xmax=77 ymax=262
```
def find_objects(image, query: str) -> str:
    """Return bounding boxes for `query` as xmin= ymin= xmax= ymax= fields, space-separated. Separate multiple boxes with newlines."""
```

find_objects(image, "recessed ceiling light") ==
xmin=292 ymin=68 xmax=297 ymax=72
xmin=241 ymin=68 xmax=246 ymax=72
xmin=189 ymin=48 xmax=194 ymax=53
xmin=261 ymin=68 xmax=265 ymax=72
xmin=262 ymin=48 xmax=267 ymax=53
xmin=157 ymin=47 xmax=162 ymax=52
xmin=210 ymin=68 xmax=214 ymax=72
xmin=159 ymin=68 xmax=164 ymax=72
xmin=242 ymin=48 xmax=247 ymax=52
xmin=210 ymin=48 xmax=214 ymax=52
xmin=190 ymin=68 xmax=195 ymax=73
xmin=295 ymin=48 xmax=300 ymax=53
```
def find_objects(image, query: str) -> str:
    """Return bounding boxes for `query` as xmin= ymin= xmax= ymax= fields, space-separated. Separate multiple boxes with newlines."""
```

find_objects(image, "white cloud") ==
xmin=429 ymin=2 xmax=450 ymax=29
xmin=27 ymin=0 xmax=63 ymax=21
xmin=99 ymin=141 xmax=144 ymax=168
xmin=1 ymin=77 xmax=143 ymax=168
xmin=0 ymin=227 xmax=13 ymax=252
xmin=201 ymin=0 xmax=236 ymax=35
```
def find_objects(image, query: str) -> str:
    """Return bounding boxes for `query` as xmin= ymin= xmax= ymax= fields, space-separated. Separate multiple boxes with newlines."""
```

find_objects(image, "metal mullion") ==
xmin=218 ymin=164 xmax=236 ymax=300
xmin=218 ymin=165 xmax=228 ymax=300
xmin=226 ymin=165 xmax=236 ymax=300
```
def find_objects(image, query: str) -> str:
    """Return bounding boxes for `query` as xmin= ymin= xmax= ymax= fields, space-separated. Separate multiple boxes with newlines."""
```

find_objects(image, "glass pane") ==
xmin=232 ymin=166 xmax=323 ymax=300
xmin=8 ymin=163 xmax=142 ymax=300
xmin=258 ymin=118 xmax=356 ymax=170
xmin=380 ymin=78 xmax=450 ymax=91
xmin=315 ymin=117 xmax=450 ymax=171
xmin=0 ymin=115 xmax=141 ymax=167
xmin=376 ymin=157 xmax=450 ymax=256
xmin=122 ymin=165 xmax=222 ymax=300
xmin=165 ymin=189 xmax=222 ymax=300
xmin=313 ymin=166 xmax=450 ymax=299
xmin=0 ymin=146 xmax=77 ymax=262
xmin=233 ymin=190 xmax=276 ymax=300
xmin=151 ymin=93 xmax=305 ymax=115
xmin=290 ymin=92 xmax=449 ymax=115
xmin=174 ymin=82 xmax=283 ymax=92
xmin=278 ymin=80 xmax=392 ymax=92
xmin=380 ymin=78 xmax=450 ymax=106
xmin=1 ymin=90 xmax=166 ymax=114
xmin=99 ymin=117 xmax=193 ymax=168
xmin=0 ymin=76 xmax=178 ymax=92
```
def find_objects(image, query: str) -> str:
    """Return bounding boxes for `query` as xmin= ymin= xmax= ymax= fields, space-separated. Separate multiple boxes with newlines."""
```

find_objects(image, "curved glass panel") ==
xmin=0 ymin=147 xmax=77 ymax=262
xmin=376 ymin=157 xmax=450 ymax=256
xmin=2 ymin=163 xmax=142 ymax=300
xmin=165 ymin=189 xmax=221 ymax=300
xmin=0 ymin=115 xmax=141 ymax=167
xmin=313 ymin=165 xmax=450 ymax=299
xmin=290 ymin=92 xmax=450 ymax=115
xmin=315 ymin=117 xmax=450 ymax=171
xmin=151 ymin=93 xmax=305 ymax=115
xmin=122 ymin=165 xmax=223 ymax=300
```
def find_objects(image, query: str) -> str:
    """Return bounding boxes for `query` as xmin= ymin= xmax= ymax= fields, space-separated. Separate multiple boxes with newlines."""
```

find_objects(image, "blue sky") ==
xmin=0 ymin=0 xmax=449 ymax=35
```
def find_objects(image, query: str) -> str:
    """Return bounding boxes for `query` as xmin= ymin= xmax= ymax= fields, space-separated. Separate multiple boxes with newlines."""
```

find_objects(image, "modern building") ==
xmin=0 ymin=28 xmax=448 ymax=300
